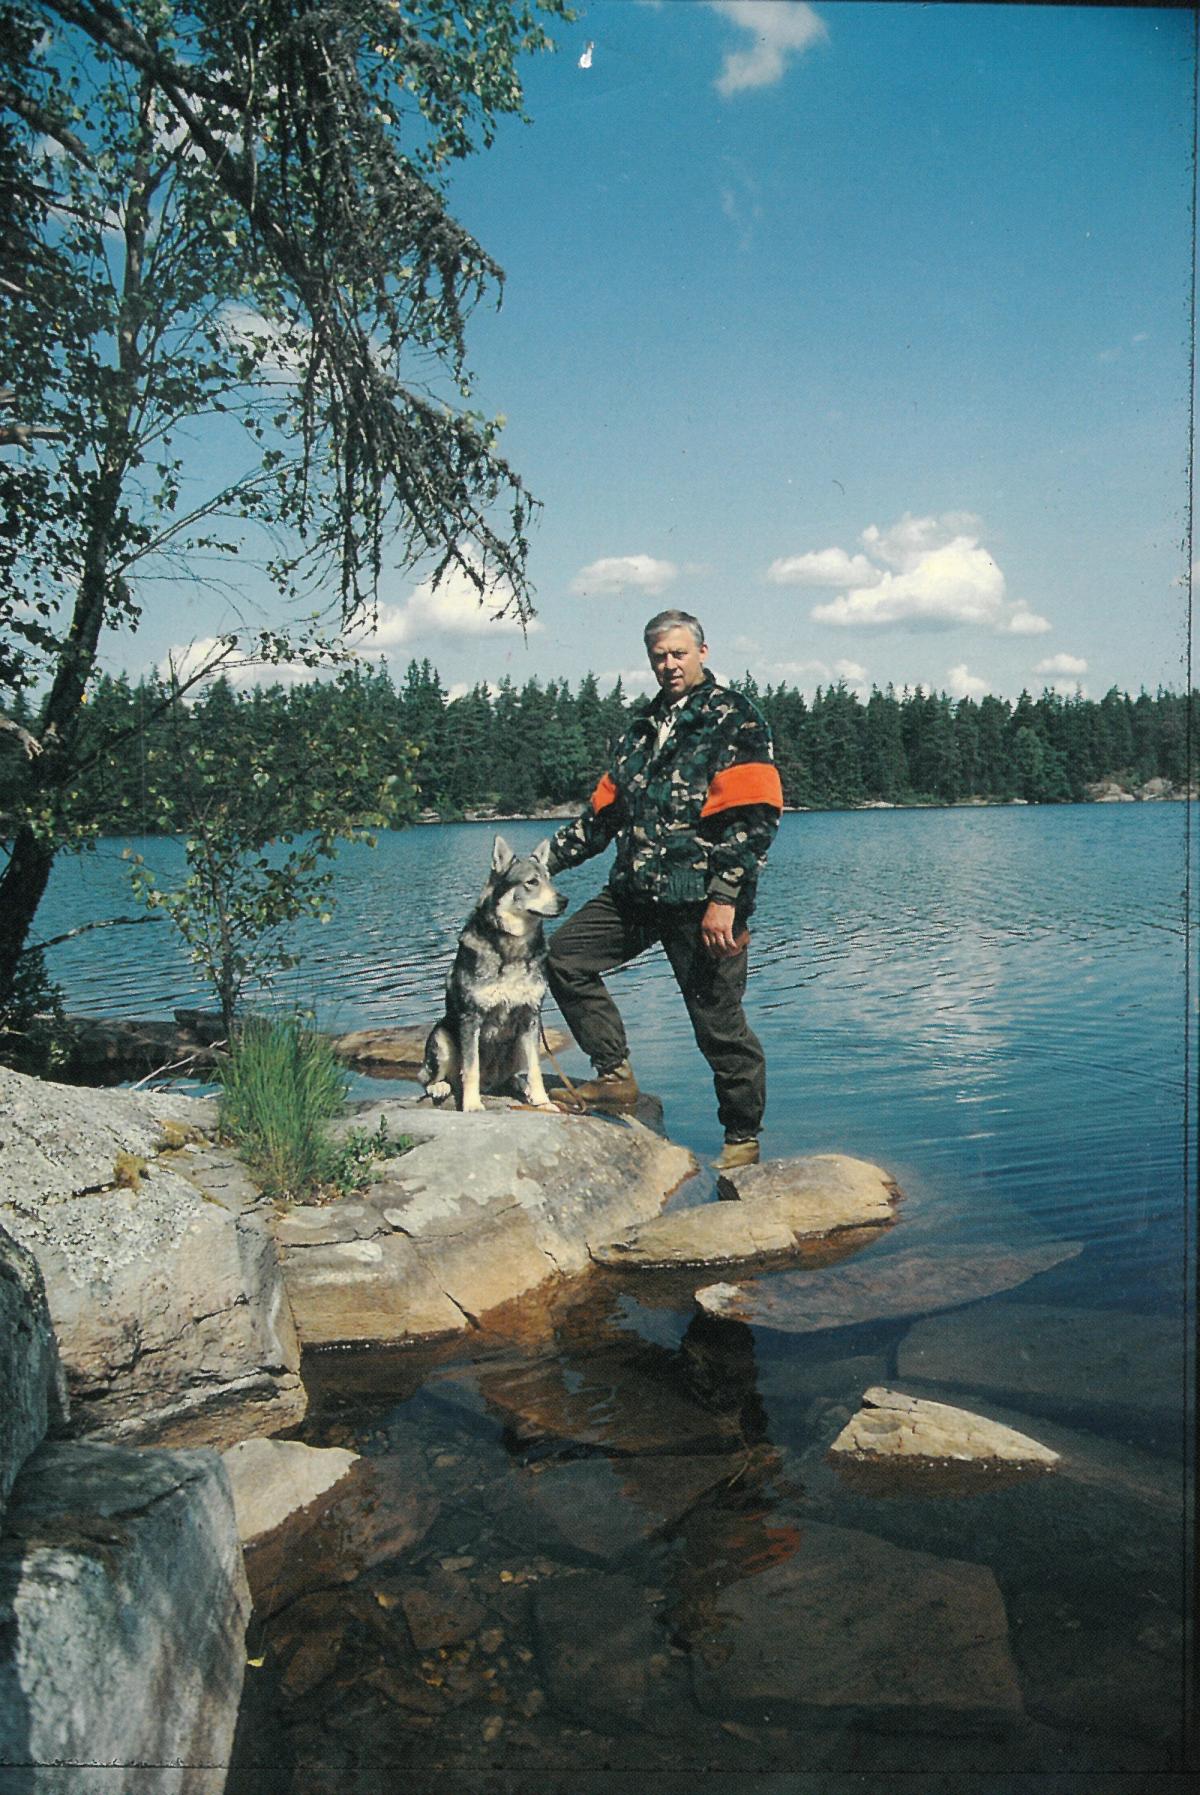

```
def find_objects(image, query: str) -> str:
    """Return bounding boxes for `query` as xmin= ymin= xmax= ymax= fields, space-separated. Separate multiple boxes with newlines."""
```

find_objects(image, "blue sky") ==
xmin=148 ymin=2 xmax=1195 ymax=705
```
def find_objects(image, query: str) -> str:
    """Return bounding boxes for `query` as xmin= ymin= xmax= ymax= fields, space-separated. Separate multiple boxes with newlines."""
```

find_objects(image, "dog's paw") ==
xmin=426 ymin=1080 xmax=452 ymax=1102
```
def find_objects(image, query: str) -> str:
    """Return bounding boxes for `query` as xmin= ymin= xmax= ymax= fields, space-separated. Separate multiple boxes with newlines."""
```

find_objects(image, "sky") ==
xmin=136 ymin=1 xmax=1197 ymax=706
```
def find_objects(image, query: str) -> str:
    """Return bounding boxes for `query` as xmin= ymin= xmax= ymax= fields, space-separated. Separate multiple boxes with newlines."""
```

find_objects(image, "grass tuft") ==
xmin=217 ymin=1015 xmax=408 ymax=1201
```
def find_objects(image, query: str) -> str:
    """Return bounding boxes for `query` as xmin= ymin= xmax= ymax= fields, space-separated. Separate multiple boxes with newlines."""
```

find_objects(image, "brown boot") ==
xmin=712 ymin=1136 xmax=760 ymax=1171
xmin=556 ymin=1059 xmax=639 ymax=1109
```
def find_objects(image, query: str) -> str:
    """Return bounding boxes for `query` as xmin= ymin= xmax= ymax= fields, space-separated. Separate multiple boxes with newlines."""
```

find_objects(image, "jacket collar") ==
xmin=634 ymin=669 xmax=718 ymax=734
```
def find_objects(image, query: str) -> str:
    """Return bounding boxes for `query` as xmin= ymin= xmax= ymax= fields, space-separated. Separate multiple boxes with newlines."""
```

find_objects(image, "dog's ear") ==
xmin=492 ymin=834 xmax=516 ymax=874
xmin=531 ymin=838 xmax=552 ymax=867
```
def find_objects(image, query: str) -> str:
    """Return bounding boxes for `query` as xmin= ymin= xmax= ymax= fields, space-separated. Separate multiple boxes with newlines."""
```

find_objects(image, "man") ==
xmin=545 ymin=610 xmax=783 ymax=1168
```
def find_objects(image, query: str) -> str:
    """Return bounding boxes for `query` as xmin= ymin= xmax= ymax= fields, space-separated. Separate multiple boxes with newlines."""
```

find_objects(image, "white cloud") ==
xmin=604 ymin=666 xmax=660 ymax=692
xmin=793 ymin=512 xmax=1050 ymax=636
xmin=220 ymin=304 xmax=309 ymax=382
xmin=767 ymin=548 xmax=881 ymax=588
xmin=769 ymin=657 xmax=869 ymax=692
xmin=570 ymin=554 xmax=679 ymax=598
xmin=1034 ymin=653 xmax=1088 ymax=676
xmin=946 ymin=663 xmax=989 ymax=700
xmin=158 ymin=638 xmax=321 ymax=693
xmin=709 ymin=1 xmax=827 ymax=97
xmin=362 ymin=561 xmax=537 ymax=648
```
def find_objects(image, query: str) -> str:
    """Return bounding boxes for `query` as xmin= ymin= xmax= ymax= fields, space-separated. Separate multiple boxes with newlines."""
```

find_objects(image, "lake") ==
xmin=39 ymin=803 xmax=1197 ymax=1783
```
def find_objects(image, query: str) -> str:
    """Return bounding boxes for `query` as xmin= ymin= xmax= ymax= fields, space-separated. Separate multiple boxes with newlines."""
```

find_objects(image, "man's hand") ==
xmin=700 ymin=899 xmax=744 ymax=958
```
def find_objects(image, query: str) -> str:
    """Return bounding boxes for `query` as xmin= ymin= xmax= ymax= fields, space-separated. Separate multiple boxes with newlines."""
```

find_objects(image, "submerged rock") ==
xmin=0 ymin=1439 xmax=249 ymax=1794
xmin=829 ymin=1386 xmax=1058 ymax=1468
xmin=591 ymin=1153 xmax=897 ymax=1270
xmin=897 ymin=1301 xmax=1186 ymax=1439
xmin=221 ymin=1437 xmax=359 ymax=1545
xmin=687 ymin=1520 xmax=1023 ymax=1730
xmin=496 ymin=1452 xmax=741 ymax=1563
xmin=533 ymin=1570 xmax=661 ymax=1725
xmin=694 ymin=1238 xmax=1082 ymax=1335
xmin=0 ymin=1066 xmax=305 ymax=1448
xmin=278 ymin=1100 xmax=697 ymax=1347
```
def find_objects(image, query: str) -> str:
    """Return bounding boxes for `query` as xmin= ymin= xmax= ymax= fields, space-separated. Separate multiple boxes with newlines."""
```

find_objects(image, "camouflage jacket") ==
xmin=547 ymin=673 xmax=783 ymax=914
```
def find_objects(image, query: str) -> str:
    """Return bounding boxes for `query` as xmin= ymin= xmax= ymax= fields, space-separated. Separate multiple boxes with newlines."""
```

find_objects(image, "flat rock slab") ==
xmin=592 ymin=1153 xmax=897 ymax=1270
xmin=534 ymin=1570 xmax=661 ymax=1725
xmin=243 ymin=1445 xmax=440 ymax=1616
xmin=688 ymin=1519 xmax=1022 ymax=1731
xmin=0 ymin=1439 xmax=249 ymax=1794
xmin=830 ymin=1386 xmax=1058 ymax=1467
xmin=278 ymin=1101 xmax=696 ymax=1347
xmin=0 ymin=1067 xmax=304 ymax=1449
xmin=0 ymin=1224 xmax=65 ymax=1515
xmin=898 ymin=1302 xmax=1187 ymax=1432
xmin=496 ymin=1452 xmax=740 ymax=1562
xmin=221 ymin=1437 xmax=359 ymax=1545
xmin=695 ymin=1239 xmax=1082 ymax=1335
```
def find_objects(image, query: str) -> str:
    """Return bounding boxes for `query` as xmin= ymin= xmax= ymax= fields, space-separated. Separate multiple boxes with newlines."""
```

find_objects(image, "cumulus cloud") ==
xmin=570 ymin=555 xmax=679 ymax=598
xmin=362 ymin=561 xmax=537 ymax=648
xmin=946 ymin=663 xmax=989 ymax=700
xmin=220 ymin=304 xmax=309 ymax=382
xmin=158 ymin=638 xmax=321 ymax=693
xmin=1034 ymin=653 xmax=1088 ymax=676
xmin=709 ymin=1 xmax=827 ymax=96
xmin=767 ymin=548 xmax=881 ymax=588
xmin=781 ymin=512 xmax=1051 ymax=636
xmin=770 ymin=657 xmax=869 ymax=692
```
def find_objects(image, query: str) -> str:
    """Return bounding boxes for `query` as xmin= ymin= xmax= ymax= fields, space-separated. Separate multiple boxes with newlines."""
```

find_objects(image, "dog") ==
xmin=418 ymin=835 xmax=568 ymax=1113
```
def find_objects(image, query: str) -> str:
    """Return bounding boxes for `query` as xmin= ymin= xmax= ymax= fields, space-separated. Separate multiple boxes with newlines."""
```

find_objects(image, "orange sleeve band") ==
xmin=590 ymin=771 xmax=619 ymax=814
xmin=700 ymin=761 xmax=784 ymax=818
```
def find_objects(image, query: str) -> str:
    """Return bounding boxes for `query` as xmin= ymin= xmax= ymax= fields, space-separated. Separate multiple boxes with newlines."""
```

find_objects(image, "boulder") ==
xmin=0 ymin=1224 xmax=66 ymax=1516
xmin=829 ymin=1386 xmax=1058 ymax=1467
xmin=496 ymin=1453 xmax=742 ymax=1563
xmin=694 ymin=1238 xmax=1082 ymax=1335
xmin=220 ymin=1437 xmax=359 ymax=1545
xmin=0 ymin=1439 xmax=249 ymax=1794
xmin=687 ymin=1520 xmax=1023 ymax=1731
xmin=0 ymin=1066 xmax=305 ymax=1448
xmin=592 ymin=1153 xmax=897 ymax=1270
xmin=277 ymin=1100 xmax=697 ymax=1347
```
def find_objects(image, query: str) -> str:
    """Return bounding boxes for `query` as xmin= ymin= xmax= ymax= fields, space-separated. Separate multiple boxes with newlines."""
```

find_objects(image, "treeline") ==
xmin=0 ymin=659 xmax=1195 ymax=833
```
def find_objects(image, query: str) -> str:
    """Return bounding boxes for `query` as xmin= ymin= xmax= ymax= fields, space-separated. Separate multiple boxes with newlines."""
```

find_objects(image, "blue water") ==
xmin=38 ymin=804 xmax=1198 ymax=1781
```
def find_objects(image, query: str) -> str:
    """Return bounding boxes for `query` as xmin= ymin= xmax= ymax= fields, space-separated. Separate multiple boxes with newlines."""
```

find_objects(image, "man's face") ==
xmin=647 ymin=626 xmax=708 ymax=698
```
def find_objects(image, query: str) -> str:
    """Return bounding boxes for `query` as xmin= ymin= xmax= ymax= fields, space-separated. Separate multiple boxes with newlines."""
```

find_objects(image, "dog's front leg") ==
xmin=520 ymin=1019 xmax=555 ymax=1110
xmin=459 ymin=1018 xmax=484 ymax=1113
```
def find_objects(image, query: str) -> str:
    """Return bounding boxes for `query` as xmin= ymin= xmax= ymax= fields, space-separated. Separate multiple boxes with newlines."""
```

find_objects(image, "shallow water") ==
xmin=39 ymin=803 xmax=1197 ymax=1782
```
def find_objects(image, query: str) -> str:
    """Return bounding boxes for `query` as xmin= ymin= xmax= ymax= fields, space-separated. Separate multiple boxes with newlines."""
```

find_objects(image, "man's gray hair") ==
xmin=643 ymin=609 xmax=705 ymax=649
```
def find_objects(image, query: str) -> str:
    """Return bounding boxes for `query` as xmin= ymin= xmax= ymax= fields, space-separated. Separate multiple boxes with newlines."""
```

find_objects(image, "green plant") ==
xmin=217 ymin=1015 xmax=409 ymax=1201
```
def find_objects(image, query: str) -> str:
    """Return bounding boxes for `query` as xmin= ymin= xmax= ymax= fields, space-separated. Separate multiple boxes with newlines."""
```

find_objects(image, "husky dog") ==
xmin=419 ymin=835 xmax=568 ymax=1113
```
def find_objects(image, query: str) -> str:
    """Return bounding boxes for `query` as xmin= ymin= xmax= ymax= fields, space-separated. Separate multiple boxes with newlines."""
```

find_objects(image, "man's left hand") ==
xmin=700 ymin=900 xmax=742 ymax=958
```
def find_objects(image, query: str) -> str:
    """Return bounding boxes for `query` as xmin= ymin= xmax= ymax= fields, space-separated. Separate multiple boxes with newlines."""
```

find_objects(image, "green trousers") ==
xmin=546 ymin=886 xmax=766 ymax=1139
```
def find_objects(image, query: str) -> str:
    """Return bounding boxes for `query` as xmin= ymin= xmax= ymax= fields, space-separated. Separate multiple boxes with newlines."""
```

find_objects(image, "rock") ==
xmin=687 ymin=1520 xmax=1022 ymax=1730
xmin=829 ymin=1386 xmax=1058 ymax=1468
xmin=0 ymin=1066 xmax=305 ymax=1448
xmin=0 ymin=1224 xmax=66 ymax=1515
xmin=220 ymin=1437 xmax=359 ymax=1545
xmin=1136 ymin=776 xmax=1173 ymax=801
xmin=278 ymin=1100 xmax=696 ymax=1347
xmin=592 ymin=1153 xmax=897 ymax=1269
xmin=243 ymin=1448 xmax=440 ymax=1616
xmin=331 ymin=1023 xmax=570 ymax=1079
xmin=497 ymin=1453 xmax=740 ymax=1562
xmin=694 ymin=1238 xmax=1082 ymax=1335
xmin=401 ymin=1569 xmax=487 ymax=1649
xmin=897 ymin=1301 xmax=1186 ymax=1443
xmin=533 ymin=1570 xmax=660 ymax=1724
xmin=0 ymin=1439 xmax=249 ymax=1794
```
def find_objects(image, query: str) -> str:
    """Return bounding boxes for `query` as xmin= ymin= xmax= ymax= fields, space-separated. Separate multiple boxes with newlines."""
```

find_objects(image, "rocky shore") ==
xmin=0 ymin=1061 xmax=1179 ymax=1788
